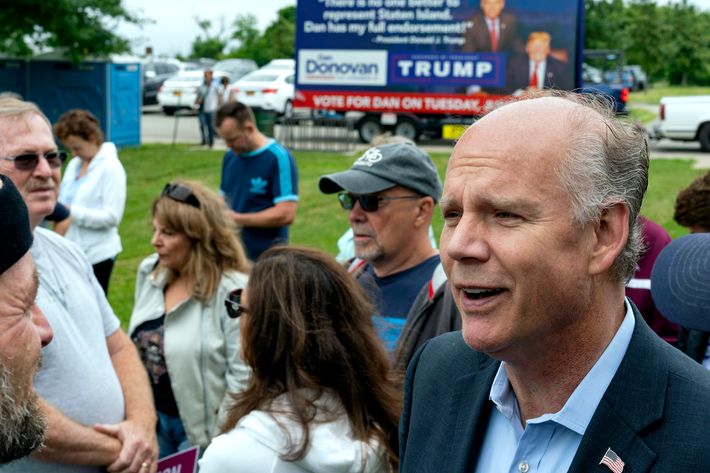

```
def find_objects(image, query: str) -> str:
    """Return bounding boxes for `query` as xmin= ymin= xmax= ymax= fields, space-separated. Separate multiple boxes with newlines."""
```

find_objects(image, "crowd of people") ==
xmin=2 ymin=88 xmax=710 ymax=473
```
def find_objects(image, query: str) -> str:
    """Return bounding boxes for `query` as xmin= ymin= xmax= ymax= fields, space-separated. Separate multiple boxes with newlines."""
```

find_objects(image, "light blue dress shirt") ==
xmin=474 ymin=299 xmax=636 ymax=473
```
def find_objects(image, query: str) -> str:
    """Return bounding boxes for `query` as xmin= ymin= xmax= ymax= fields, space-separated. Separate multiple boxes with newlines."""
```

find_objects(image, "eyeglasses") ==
xmin=0 ymin=151 xmax=67 ymax=171
xmin=161 ymin=183 xmax=201 ymax=208
xmin=337 ymin=192 xmax=421 ymax=212
xmin=225 ymin=288 xmax=247 ymax=318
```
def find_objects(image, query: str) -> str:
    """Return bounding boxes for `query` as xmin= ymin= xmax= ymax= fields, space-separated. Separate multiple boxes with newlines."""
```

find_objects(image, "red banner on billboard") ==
xmin=294 ymin=90 xmax=509 ymax=115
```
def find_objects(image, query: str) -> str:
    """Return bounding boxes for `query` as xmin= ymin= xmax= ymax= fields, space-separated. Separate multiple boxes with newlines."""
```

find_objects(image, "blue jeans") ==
xmin=157 ymin=411 xmax=191 ymax=459
xmin=198 ymin=111 xmax=215 ymax=147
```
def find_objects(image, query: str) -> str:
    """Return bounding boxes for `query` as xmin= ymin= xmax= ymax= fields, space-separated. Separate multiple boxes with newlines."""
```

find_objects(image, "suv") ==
xmin=142 ymin=60 xmax=180 ymax=105
xmin=213 ymin=59 xmax=258 ymax=82
xmin=623 ymin=65 xmax=649 ymax=91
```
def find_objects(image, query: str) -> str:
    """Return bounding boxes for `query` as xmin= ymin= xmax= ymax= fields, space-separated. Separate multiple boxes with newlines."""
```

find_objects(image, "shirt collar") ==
xmin=237 ymin=138 xmax=274 ymax=158
xmin=489 ymin=298 xmax=636 ymax=434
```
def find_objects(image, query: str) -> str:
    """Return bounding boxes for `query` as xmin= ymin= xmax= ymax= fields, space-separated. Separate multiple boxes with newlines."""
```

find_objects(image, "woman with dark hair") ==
xmin=128 ymin=180 xmax=251 ymax=458
xmin=54 ymin=109 xmax=126 ymax=293
xmin=200 ymin=246 xmax=401 ymax=472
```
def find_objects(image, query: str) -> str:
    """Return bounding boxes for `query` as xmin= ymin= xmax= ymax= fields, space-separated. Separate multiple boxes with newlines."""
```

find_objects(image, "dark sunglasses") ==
xmin=225 ymin=288 xmax=247 ymax=319
xmin=161 ymin=183 xmax=201 ymax=208
xmin=337 ymin=192 xmax=421 ymax=212
xmin=0 ymin=151 xmax=67 ymax=171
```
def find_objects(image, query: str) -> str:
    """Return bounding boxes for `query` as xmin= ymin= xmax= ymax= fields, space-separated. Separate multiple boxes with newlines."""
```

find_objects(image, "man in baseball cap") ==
xmin=319 ymin=142 xmax=447 ymax=352
xmin=0 ymin=175 xmax=53 ymax=464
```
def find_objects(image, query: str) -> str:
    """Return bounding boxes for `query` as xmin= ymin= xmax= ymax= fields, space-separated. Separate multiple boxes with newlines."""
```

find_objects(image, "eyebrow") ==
xmin=25 ymin=270 xmax=40 ymax=308
xmin=440 ymin=195 xmax=540 ymax=216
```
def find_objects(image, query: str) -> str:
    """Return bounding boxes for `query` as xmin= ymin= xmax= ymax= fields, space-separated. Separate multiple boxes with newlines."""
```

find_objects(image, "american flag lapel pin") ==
xmin=599 ymin=447 xmax=625 ymax=473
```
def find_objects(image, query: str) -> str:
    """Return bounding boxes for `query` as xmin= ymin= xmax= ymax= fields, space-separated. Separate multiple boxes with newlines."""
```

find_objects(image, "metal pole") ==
xmin=171 ymin=92 xmax=182 ymax=146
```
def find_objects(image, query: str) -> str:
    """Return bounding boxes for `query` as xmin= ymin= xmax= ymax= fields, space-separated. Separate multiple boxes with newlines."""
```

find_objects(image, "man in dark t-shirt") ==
xmin=216 ymin=101 xmax=299 ymax=261
xmin=319 ymin=142 xmax=442 ymax=350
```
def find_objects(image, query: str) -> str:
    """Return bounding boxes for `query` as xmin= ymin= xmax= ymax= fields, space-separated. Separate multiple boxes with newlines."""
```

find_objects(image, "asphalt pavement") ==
xmin=140 ymin=105 xmax=710 ymax=168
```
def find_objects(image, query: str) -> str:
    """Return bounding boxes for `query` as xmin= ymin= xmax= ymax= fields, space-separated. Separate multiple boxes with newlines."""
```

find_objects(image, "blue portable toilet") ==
xmin=0 ymin=58 xmax=28 ymax=98
xmin=27 ymin=51 xmax=142 ymax=147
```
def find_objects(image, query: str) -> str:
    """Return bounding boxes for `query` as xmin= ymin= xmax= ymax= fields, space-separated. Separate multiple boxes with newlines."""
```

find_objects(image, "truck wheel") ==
xmin=394 ymin=119 xmax=420 ymax=141
xmin=357 ymin=117 xmax=383 ymax=143
xmin=162 ymin=106 xmax=176 ymax=116
xmin=699 ymin=123 xmax=710 ymax=152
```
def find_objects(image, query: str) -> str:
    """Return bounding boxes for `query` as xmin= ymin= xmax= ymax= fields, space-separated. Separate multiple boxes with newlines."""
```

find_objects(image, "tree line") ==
xmin=1 ymin=1 xmax=708 ymax=85
xmin=185 ymin=7 xmax=296 ymax=67
xmin=586 ymin=0 xmax=710 ymax=85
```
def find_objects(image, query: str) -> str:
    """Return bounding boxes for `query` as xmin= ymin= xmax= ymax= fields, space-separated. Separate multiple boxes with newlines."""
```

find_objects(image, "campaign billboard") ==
xmin=294 ymin=0 xmax=583 ymax=114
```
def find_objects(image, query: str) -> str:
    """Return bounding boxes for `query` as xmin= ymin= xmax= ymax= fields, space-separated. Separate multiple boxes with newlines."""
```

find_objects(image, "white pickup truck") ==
xmin=654 ymin=95 xmax=710 ymax=152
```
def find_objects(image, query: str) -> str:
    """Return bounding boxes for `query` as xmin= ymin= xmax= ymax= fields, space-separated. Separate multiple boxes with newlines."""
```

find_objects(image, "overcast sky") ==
xmin=119 ymin=0 xmax=296 ymax=57
xmin=118 ymin=0 xmax=709 ymax=58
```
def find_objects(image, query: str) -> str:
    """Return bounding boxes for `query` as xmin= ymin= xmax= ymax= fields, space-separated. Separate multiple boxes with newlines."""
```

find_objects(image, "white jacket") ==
xmin=128 ymin=254 xmax=250 ymax=448
xmin=59 ymin=142 xmax=126 ymax=264
xmin=199 ymin=392 xmax=389 ymax=473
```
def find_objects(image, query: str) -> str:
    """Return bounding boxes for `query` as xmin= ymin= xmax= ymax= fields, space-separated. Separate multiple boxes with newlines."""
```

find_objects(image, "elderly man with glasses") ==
xmin=319 ymin=142 xmax=458 ymax=356
xmin=0 ymin=96 xmax=158 ymax=473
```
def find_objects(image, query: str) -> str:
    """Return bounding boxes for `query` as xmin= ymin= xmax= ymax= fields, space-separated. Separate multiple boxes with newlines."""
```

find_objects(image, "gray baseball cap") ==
xmin=318 ymin=142 xmax=442 ymax=202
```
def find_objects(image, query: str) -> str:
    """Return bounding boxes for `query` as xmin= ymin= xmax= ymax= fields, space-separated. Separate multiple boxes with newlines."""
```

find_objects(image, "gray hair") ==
xmin=546 ymin=92 xmax=648 ymax=282
xmin=0 ymin=96 xmax=49 ymax=123
xmin=0 ymin=96 xmax=52 ymax=152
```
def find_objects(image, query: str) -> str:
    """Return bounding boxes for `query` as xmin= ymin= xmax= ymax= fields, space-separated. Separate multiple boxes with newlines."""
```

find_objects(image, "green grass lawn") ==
xmin=627 ymin=107 xmax=657 ymax=125
xmin=629 ymin=85 xmax=710 ymax=105
xmin=107 ymin=144 xmax=706 ymax=326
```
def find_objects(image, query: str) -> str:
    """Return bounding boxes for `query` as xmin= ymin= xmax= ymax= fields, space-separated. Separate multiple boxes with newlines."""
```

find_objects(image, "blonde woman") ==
xmin=128 ymin=180 xmax=251 ymax=457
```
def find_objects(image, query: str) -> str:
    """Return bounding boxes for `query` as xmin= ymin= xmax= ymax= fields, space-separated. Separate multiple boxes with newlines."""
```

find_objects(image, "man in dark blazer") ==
xmin=506 ymin=31 xmax=573 ymax=94
xmin=399 ymin=92 xmax=710 ymax=472
xmin=462 ymin=0 xmax=522 ymax=53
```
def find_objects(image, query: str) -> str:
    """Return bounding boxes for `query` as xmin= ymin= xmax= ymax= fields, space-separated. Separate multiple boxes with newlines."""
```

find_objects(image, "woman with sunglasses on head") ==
xmin=200 ymin=246 xmax=401 ymax=473
xmin=128 ymin=180 xmax=251 ymax=459
xmin=54 ymin=109 xmax=126 ymax=294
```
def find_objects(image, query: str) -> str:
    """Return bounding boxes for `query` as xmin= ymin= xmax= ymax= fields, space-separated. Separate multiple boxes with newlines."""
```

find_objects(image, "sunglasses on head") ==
xmin=161 ymin=183 xmax=201 ymax=208
xmin=225 ymin=288 xmax=247 ymax=319
xmin=337 ymin=192 xmax=421 ymax=212
xmin=0 ymin=151 xmax=67 ymax=171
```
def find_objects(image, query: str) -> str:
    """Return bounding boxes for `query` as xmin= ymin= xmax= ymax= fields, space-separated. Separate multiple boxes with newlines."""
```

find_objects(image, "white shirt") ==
xmin=59 ymin=142 xmax=126 ymax=264
xmin=200 ymin=392 xmax=387 ymax=473
xmin=485 ymin=17 xmax=500 ymax=39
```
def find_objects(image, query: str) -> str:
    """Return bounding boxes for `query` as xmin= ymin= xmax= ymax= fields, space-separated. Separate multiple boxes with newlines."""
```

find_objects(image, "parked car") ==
xmin=581 ymin=63 xmax=629 ymax=114
xmin=654 ymin=95 xmax=710 ymax=152
xmin=603 ymin=69 xmax=635 ymax=90
xmin=623 ymin=65 xmax=649 ymax=91
xmin=213 ymin=59 xmax=258 ymax=82
xmin=260 ymin=58 xmax=296 ymax=70
xmin=182 ymin=58 xmax=216 ymax=71
xmin=142 ymin=60 xmax=180 ymax=105
xmin=157 ymin=69 xmax=229 ymax=115
xmin=229 ymin=69 xmax=295 ymax=116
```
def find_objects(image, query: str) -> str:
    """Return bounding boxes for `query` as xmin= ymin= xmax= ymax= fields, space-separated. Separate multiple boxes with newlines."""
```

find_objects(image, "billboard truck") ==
xmin=294 ymin=0 xmax=587 ymax=142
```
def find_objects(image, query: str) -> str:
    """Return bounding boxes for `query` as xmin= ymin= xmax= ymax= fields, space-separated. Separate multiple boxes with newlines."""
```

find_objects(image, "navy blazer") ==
xmin=400 ymin=305 xmax=710 ymax=472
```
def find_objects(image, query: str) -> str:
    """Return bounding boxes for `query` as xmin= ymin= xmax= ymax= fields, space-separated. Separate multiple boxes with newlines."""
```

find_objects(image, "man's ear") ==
xmin=414 ymin=197 xmax=435 ymax=228
xmin=588 ymin=203 xmax=630 ymax=276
